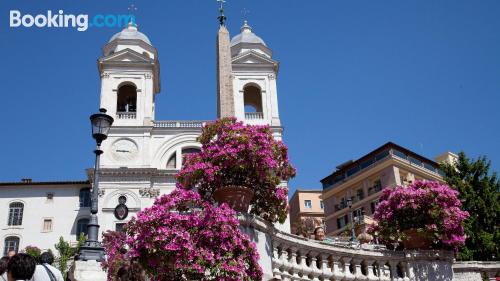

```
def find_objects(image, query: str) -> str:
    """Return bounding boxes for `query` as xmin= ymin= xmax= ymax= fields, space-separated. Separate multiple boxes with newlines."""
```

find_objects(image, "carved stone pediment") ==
xmin=100 ymin=48 xmax=151 ymax=63
xmin=232 ymin=50 xmax=277 ymax=65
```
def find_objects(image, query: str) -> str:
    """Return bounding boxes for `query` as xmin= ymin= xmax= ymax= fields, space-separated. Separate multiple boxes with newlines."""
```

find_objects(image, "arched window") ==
xmin=79 ymin=188 xmax=91 ymax=208
xmin=76 ymin=218 xmax=89 ymax=239
xmin=117 ymin=84 xmax=137 ymax=114
xmin=3 ymin=236 xmax=20 ymax=256
xmin=243 ymin=85 xmax=263 ymax=119
xmin=166 ymin=152 xmax=177 ymax=169
xmin=8 ymin=202 xmax=24 ymax=226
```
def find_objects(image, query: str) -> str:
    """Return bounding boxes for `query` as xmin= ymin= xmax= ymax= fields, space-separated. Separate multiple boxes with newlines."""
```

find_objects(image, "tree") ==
xmin=54 ymin=233 xmax=86 ymax=278
xmin=23 ymin=246 xmax=41 ymax=262
xmin=440 ymin=152 xmax=500 ymax=261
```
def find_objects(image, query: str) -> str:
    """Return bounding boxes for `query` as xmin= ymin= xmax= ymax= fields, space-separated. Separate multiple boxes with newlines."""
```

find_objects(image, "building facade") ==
xmin=289 ymin=189 xmax=324 ymax=236
xmin=0 ymin=20 xmax=289 ymax=255
xmin=321 ymin=142 xmax=452 ymax=236
xmin=0 ymin=180 xmax=90 ymax=255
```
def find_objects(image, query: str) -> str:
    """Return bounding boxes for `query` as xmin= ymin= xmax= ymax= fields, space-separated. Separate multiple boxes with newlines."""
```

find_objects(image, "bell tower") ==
xmin=98 ymin=22 xmax=160 ymax=126
xmin=230 ymin=21 xmax=281 ymax=129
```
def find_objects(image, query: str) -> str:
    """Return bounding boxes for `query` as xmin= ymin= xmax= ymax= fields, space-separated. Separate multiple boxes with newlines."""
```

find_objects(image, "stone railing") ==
xmin=153 ymin=120 xmax=208 ymax=128
xmin=239 ymin=214 xmax=456 ymax=281
xmin=245 ymin=112 xmax=264 ymax=119
xmin=116 ymin=111 xmax=136 ymax=119
xmin=453 ymin=261 xmax=500 ymax=281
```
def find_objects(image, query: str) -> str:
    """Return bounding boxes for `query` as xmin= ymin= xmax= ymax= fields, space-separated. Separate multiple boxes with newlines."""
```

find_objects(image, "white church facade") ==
xmin=0 ymin=20 xmax=288 ymax=255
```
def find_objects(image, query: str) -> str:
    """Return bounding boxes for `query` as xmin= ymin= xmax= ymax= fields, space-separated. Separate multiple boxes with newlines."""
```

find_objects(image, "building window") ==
xmin=336 ymin=215 xmax=348 ymax=229
xmin=166 ymin=152 xmax=176 ymax=169
xmin=46 ymin=193 xmax=54 ymax=200
xmin=116 ymin=223 xmax=126 ymax=233
xmin=3 ymin=236 xmax=20 ymax=256
xmin=42 ymin=219 xmax=53 ymax=232
xmin=8 ymin=202 xmax=24 ymax=226
xmin=117 ymin=84 xmax=137 ymax=113
xmin=304 ymin=200 xmax=312 ymax=209
xmin=79 ymin=188 xmax=91 ymax=208
xmin=76 ymin=218 xmax=89 ymax=239
xmin=243 ymin=85 xmax=264 ymax=119
xmin=356 ymin=189 xmax=365 ymax=201
xmin=320 ymin=200 xmax=324 ymax=209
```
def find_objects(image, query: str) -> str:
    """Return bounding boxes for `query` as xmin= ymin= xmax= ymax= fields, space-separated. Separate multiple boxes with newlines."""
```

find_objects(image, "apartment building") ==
xmin=289 ymin=189 xmax=324 ymax=236
xmin=321 ymin=142 xmax=455 ymax=236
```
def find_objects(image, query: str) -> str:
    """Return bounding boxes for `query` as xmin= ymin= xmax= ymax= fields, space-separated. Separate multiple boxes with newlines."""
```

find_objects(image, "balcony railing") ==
xmin=323 ymin=148 xmax=442 ymax=190
xmin=153 ymin=120 xmax=208 ymax=128
xmin=334 ymin=203 xmax=347 ymax=212
xmin=116 ymin=112 xmax=136 ymax=119
xmin=245 ymin=112 xmax=264 ymax=120
xmin=368 ymin=185 xmax=383 ymax=196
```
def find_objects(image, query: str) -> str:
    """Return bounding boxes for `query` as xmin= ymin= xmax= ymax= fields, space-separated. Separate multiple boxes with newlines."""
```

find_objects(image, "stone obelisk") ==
xmin=216 ymin=24 xmax=235 ymax=118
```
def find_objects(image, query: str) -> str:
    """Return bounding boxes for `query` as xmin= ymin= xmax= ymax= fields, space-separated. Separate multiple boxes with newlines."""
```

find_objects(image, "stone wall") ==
xmin=453 ymin=261 xmax=500 ymax=281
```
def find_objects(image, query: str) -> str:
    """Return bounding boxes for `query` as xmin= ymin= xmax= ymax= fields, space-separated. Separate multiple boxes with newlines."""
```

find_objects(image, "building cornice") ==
xmin=0 ymin=180 xmax=89 ymax=187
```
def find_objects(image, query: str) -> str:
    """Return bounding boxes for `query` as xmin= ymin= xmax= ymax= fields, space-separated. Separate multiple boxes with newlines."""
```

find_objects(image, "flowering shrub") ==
xmin=111 ymin=189 xmax=262 ymax=281
xmin=369 ymin=180 xmax=469 ymax=251
xmin=22 ymin=245 xmax=41 ymax=261
xmin=102 ymin=230 xmax=128 ymax=281
xmin=177 ymin=117 xmax=296 ymax=223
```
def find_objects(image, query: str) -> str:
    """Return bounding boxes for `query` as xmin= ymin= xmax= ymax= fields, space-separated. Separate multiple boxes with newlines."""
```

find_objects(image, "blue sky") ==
xmin=1 ymin=0 xmax=499 ymax=194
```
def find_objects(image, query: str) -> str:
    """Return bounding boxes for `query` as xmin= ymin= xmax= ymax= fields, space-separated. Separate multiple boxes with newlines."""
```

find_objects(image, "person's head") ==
xmin=6 ymin=251 xmax=16 ymax=258
xmin=0 ymin=257 xmax=9 ymax=275
xmin=39 ymin=252 xmax=54 ymax=265
xmin=314 ymin=226 xmax=325 ymax=241
xmin=7 ymin=253 xmax=36 ymax=281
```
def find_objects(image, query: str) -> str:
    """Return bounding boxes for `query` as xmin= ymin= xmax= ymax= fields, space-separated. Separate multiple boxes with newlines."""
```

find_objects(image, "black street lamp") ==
xmin=77 ymin=108 xmax=114 ymax=261
xmin=346 ymin=197 xmax=358 ymax=245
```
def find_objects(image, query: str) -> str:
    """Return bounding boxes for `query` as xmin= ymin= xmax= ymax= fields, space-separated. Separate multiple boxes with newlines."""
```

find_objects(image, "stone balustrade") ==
xmin=453 ymin=261 xmax=500 ymax=281
xmin=116 ymin=111 xmax=136 ymax=119
xmin=245 ymin=112 xmax=264 ymax=119
xmin=153 ymin=120 xmax=208 ymax=128
xmin=239 ymin=214 xmax=456 ymax=281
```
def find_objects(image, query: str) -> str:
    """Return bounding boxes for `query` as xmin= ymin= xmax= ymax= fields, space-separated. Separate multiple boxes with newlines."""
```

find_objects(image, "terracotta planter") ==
xmin=402 ymin=229 xmax=432 ymax=249
xmin=213 ymin=185 xmax=254 ymax=213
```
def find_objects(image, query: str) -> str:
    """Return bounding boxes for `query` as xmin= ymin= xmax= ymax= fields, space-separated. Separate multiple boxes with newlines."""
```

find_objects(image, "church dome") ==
xmin=230 ymin=21 xmax=266 ymax=47
xmin=109 ymin=22 xmax=151 ymax=45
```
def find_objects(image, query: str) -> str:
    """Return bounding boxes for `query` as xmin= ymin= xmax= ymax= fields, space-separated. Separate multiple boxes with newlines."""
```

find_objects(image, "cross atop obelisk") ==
xmin=217 ymin=0 xmax=227 ymax=26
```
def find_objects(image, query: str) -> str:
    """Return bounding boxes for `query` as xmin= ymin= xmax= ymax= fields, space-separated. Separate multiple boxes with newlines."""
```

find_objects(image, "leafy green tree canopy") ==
xmin=440 ymin=152 xmax=500 ymax=261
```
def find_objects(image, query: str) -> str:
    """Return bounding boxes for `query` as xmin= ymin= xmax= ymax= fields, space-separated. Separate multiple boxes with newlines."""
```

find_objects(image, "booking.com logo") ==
xmin=9 ymin=10 xmax=135 ymax=32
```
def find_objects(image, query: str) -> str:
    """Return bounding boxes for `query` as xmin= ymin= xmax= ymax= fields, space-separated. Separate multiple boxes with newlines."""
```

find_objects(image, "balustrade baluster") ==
xmin=389 ymin=261 xmax=399 ymax=281
xmin=353 ymin=258 xmax=368 ymax=280
xmin=308 ymin=251 xmax=321 ymax=281
xmin=365 ymin=260 xmax=377 ymax=281
xmin=289 ymin=247 xmax=301 ymax=280
xmin=380 ymin=262 xmax=391 ymax=281
xmin=343 ymin=257 xmax=355 ymax=281
xmin=319 ymin=253 xmax=333 ymax=279
xmin=272 ymin=246 xmax=283 ymax=279
xmin=298 ymin=251 xmax=311 ymax=280
xmin=332 ymin=256 xmax=344 ymax=280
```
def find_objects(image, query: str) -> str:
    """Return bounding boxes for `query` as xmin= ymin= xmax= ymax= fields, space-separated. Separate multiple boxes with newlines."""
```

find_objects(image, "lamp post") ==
xmin=346 ymin=197 xmax=358 ymax=245
xmin=77 ymin=108 xmax=114 ymax=261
